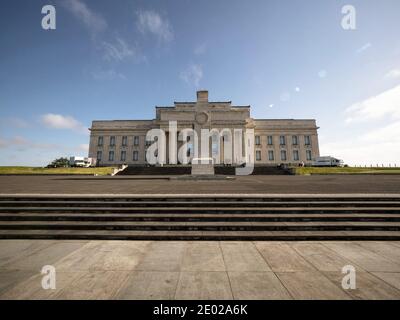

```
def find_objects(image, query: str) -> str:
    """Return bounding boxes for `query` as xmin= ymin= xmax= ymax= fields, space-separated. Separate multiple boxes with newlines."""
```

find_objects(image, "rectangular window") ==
xmin=122 ymin=136 xmax=127 ymax=147
xmin=110 ymin=136 xmax=116 ymax=147
xmin=267 ymin=136 xmax=273 ymax=145
xmin=134 ymin=136 xmax=140 ymax=146
xmin=280 ymin=136 xmax=286 ymax=145
xmin=121 ymin=150 xmax=126 ymax=162
xmin=255 ymin=136 xmax=261 ymax=146
xmin=293 ymin=150 xmax=299 ymax=161
xmin=306 ymin=150 xmax=312 ymax=161
xmin=256 ymin=150 xmax=261 ymax=161
xmin=133 ymin=151 xmax=138 ymax=161
xmin=108 ymin=151 xmax=114 ymax=161
xmin=268 ymin=150 xmax=274 ymax=161
xmin=292 ymin=135 xmax=298 ymax=145
xmin=96 ymin=151 xmax=102 ymax=160
xmin=280 ymin=150 xmax=287 ymax=161
xmin=97 ymin=136 xmax=103 ymax=147
xmin=305 ymin=135 xmax=311 ymax=146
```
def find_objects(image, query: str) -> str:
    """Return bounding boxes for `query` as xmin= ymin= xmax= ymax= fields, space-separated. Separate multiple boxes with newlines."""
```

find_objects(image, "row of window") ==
xmin=97 ymin=135 xmax=312 ymax=147
xmin=97 ymin=136 xmax=140 ymax=147
xmin=97 ymin=149 xmax=313 ymax=162
xmin=255 ymin=135 xmax=311 ymax=146
xmin=255 ymin=149 xmax=313 ymax=161
xmin=97 ymin=150 xmax=139 ymax=162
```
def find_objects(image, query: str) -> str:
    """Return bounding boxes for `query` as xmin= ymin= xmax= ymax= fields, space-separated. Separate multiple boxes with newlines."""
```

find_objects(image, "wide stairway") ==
xmin=117 ymin=166 xmax=191 ymax=175
xmin=117 ymin=165 xmax=290 ymax=175
xmin=0 ymin=195 xmax=399 ymax=240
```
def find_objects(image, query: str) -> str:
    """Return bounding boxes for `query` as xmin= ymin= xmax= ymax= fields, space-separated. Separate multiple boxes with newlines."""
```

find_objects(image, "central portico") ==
xmin=156 ymin=90 xmax=250 ymax=165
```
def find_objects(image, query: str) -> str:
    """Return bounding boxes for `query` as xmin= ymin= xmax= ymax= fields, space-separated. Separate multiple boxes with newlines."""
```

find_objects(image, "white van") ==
xmin=312 ymin=156 xmax=344 ymax=167
xmin=69 ymin=156 xmax=96 ymax=167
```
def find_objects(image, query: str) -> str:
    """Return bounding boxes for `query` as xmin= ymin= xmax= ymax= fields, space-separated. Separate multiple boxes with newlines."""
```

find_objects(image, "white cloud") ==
xmin=318 ymin=70 xmax=327 ymax=78
xmin=384 ymin=69 xmax=400 ymax=79
xmin=361 ymin=121 xmax=400 ymax=143
xmin=180 ymin=64 xmax=203 ymax=87
xmin=64 ymin=0 xmax=107 ymax=33
xmin=356 ymin=42 xmax=372 ymax=54
xmin=40 ymin=114 xmax=88 ymax=134
xmin=194 ymin=43 xmax=207 ymax=55
xmin=326 ymin=84 xmax=400 ymax=165
xmin=345 ymin=84 xmax=400 ymax=123
xmin=321 ymin=139 xmax=400 ymax=166
xmin=0 ymin=136 xmax=59 ymax=150
xmin=101 ymin=38 xmax=144 ymax=63
xmin=0 ymin=139 xmax=91 ymax=166
xmin=136 ymin=10 xmax=173 ymax=43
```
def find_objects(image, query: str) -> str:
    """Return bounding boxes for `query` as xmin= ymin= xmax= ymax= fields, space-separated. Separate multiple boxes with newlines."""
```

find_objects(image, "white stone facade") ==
xmin=88 ymin=91 xmax=320 ymax=166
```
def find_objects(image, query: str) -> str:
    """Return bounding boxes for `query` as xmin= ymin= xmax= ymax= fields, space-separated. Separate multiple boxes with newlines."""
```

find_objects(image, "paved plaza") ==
xmin=0 ymin=240 xmax=400 ymax=300
xmin=1 ymin=175 xmax=400 ymax=194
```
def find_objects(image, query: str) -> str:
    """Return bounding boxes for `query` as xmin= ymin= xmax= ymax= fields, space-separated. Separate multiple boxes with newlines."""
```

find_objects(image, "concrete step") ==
xmin=0 ymin=221 xmax=399 ymax=231
xmin=2 ymin=196 xmax=400 ymax=202
xmin=116 ymin=165 xmax=291 ymax=176
xmin=1 ymin=213 xmax=400 ymax=222
xmin=2 ymin=200 xmax=400 ymax=208
xmin=0 ymin=229 xmax=399 ymax=241
xmin=1 ymin=207 xmax=400 ymax=214
xmin=2 ymin=194 xmax=399 ymax=240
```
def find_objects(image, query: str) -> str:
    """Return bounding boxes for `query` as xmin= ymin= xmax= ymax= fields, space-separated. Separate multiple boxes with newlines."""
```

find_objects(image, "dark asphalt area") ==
xmin=0 ymin=175 xmax=399 ymax=194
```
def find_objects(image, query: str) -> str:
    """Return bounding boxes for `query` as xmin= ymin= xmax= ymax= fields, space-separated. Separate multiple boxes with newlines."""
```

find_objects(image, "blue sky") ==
xmin=1 ymin=0 xmax=400 ymax=166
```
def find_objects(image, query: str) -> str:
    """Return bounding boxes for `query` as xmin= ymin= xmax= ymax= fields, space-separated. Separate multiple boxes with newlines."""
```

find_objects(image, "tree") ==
xmin=47 ymin=157 xmax=69 ymax=168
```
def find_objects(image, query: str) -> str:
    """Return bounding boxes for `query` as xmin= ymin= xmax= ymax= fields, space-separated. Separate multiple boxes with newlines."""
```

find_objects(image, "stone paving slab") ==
xmin=0 ymin=240 xmax=400 ymax=300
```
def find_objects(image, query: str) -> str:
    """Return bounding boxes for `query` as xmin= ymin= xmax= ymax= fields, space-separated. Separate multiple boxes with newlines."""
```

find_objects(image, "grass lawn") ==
xmin=292 ymin=167 xmax=400 ymax=175
xmin=0 ymin=166 xmax=116 ymax=175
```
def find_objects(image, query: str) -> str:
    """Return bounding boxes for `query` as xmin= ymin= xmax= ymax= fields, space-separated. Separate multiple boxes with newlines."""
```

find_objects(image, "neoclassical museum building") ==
xmin=88 ymin=91 xmax=320 ymax=166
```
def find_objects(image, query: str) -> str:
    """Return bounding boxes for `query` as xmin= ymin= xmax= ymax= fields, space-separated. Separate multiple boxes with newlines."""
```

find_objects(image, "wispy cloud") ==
xmin=384 ymin=69 xmax=400 ymax=79
xmin=322 ymin=120 xmax=400 ymax=165
xmin=356 ymin=42 xmax=372 ymax=54
xmin=40 ymin=114 xmax=88 ymax=134
xmin=321 ymin=138 xmax=400 ymax=166
xmin=136 ymin=10 xmax=173 ymax=43
xmin=0 ymin=137 xmax=7 ymax=148
xmin=101 ymin=38 xmax=144 ymax=63
xmin=0 ymin=117 xmax=29 ymax=128
xmin=91 ymin=69 xmax=126 ymax=81
xmin=180 ymin=64 xmax=203 ymax=87
xmin=361 ymin=121 xmax=400 ymax=143
xmin=0 ymin=136 xmax=59 ymax=150
xmin=194 ymin=43 xmax=207 ymax=56
xmin=345 ymin=84 xmax=400 ymax=123
xmin=63 ymin=0 xmax=107 ymax=34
